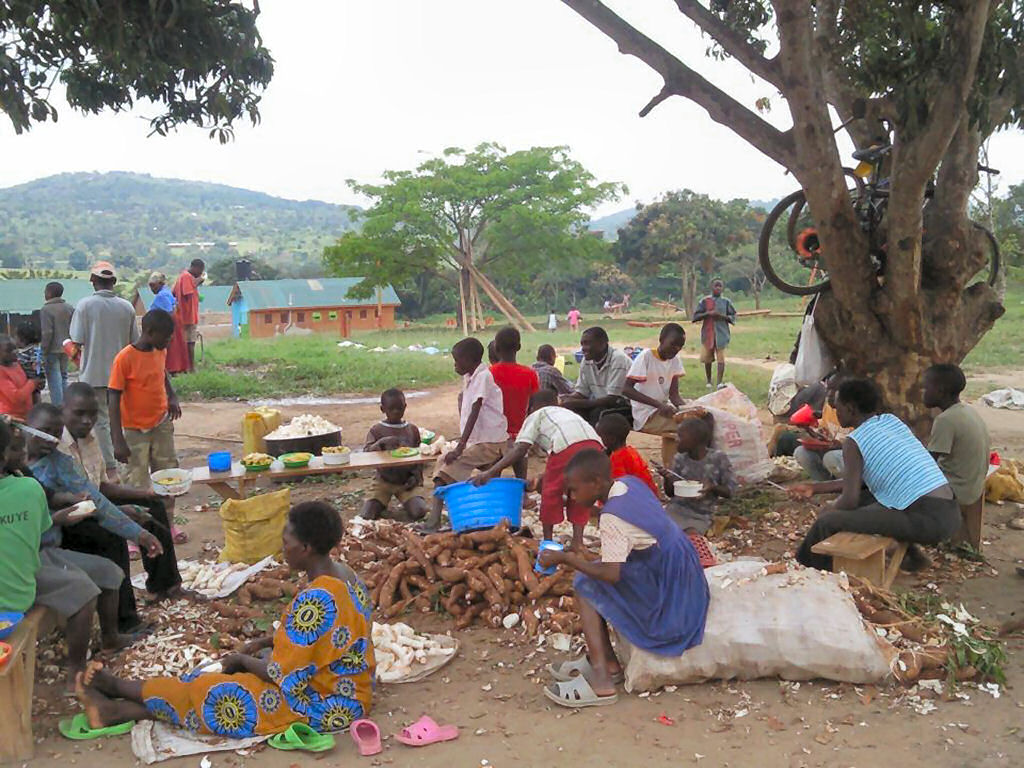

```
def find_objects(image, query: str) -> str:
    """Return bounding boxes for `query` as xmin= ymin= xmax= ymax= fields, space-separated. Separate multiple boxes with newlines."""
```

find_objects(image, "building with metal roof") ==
xmin=0 ymin=278 xmax=95 ymax=335
xmin=226 ymin=278 xmax=400 ymax=338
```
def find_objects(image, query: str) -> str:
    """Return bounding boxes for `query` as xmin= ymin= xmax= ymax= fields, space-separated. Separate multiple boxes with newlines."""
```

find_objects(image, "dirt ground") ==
xmin=26 ymin=385 xmax=1024 ymax=768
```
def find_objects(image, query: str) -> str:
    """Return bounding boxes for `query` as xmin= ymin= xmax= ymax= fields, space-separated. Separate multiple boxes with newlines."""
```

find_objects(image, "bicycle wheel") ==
xmin=758 ymin=190 xmax=832 ymax=296
xmin=971 ymin=221 xmax=1001 ymax=287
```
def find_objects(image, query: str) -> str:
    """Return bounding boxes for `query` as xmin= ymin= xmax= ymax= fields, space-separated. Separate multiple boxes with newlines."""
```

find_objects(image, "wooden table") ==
xmin=189 ymin=451 xmax=434 ymax=500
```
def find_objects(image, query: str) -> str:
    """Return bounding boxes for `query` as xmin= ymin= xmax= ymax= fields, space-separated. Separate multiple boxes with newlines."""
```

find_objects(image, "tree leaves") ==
xmin=0 ymin=0 xmax=273 ymax=136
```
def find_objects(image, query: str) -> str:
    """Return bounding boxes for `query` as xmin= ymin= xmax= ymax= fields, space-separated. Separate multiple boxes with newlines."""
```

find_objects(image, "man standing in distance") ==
xmin=169 ymin=259 xmax=204 ymax=373
xmin=148 ymin=272 xmax=177 ymax=314
xmin=68 ymin=262 xmax=138 ymax=480
xmin=692 ymin=278 xmax=736 ymax=390
xmin=39 ymin=281 xmax=74 ymax=405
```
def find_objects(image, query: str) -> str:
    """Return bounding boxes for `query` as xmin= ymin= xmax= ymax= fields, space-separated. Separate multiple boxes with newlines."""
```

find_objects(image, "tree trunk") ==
xmin=681 ymin=263 xmax=696 ymax=315
xmin=753 ymin=285 xmax=761 ymax=310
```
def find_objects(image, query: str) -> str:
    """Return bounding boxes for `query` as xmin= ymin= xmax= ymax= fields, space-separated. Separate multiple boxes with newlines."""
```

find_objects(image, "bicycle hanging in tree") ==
xmin=758 ymin=112 xmax=1001 ymax=296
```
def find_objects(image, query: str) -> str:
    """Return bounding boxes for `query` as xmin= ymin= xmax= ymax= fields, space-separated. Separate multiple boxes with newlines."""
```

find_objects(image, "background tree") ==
xmin=1 ymin=1 xmax=273 ymax=141
xmin=613 ymin=190 xmax=759 ymax=311
xmin=322 ymin=143 xmax=624 ymax=327
xmin=561 ymin=0 xmax=1022 ymax=426
xmin=208 ymin=256 xmax=280 ymax=285
xmin=719 ymin=243 xmax=768 ymax=309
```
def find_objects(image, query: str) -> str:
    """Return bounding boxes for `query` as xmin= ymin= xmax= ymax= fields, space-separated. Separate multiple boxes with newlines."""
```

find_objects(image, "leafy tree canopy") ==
xmin=0 ymin=1 xmax=273 ymax=141
xmin=323 ymin=143 xmax=625 ymax=299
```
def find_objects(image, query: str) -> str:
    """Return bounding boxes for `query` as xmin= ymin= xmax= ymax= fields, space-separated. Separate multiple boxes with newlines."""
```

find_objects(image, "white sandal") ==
xmin=546 ymin=656 xmax=624 ymax=684
xmin=544 ymin=676 xmax=618 ymax=708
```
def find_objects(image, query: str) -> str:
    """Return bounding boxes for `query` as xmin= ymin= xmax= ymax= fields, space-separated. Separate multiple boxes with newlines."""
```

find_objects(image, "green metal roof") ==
xmin=136 ymin=284 xmax=233 ymax=311
xmin=0 ymin=278 xmax=95 ymax=314
xmin=230 ymin=278 xmax=400 ymax=310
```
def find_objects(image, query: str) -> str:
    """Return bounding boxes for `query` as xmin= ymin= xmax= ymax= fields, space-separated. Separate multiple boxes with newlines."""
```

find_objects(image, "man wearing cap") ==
xmin=148 ymin=272 xmax=177 ymax=314
xmin=168 ymin=259 xmax=204 ymax=374
xmin=69 ymin=262 xmax=138 ymax=478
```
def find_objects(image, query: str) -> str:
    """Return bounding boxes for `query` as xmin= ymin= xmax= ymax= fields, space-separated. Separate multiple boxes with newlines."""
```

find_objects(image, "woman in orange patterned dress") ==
xmin=76 ymin=501 xmax=375 ymax=736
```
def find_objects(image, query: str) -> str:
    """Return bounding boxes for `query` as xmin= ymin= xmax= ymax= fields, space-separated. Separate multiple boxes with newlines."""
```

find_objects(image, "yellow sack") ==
xmin=985 ymin=460 xmax=1024 ymax=503
xmin=242 ymin=407 xmax=282 ymax=455
xmin=218 ymin=488 xmax=290 ymax=564
xmin=554 ymin=354 xmax=566 ymax=374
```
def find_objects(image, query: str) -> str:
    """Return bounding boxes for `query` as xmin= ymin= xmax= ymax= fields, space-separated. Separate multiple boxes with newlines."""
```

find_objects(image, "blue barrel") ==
xmin=434 ymin=478 xmax=525 ymax=532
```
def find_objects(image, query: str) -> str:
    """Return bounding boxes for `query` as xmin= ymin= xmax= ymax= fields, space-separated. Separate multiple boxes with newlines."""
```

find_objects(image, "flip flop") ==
xmin=59 ymin=712 xmax=135 ymax=740
xmin=394 ymin=715 xmax=459 ymax=747
xmin=350 ymin=719 xmax=382 ymax=756
xmin=268 ymin=723 xmax=336 ymax=752
xmin=544 ymin=676 xmax=619 ymax=709
xmin=546 ymin=656 xmax=624 ymax=685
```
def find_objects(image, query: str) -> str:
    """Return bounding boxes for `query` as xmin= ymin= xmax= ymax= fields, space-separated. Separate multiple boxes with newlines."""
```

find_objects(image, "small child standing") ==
xmin=108 ymin=309 xmax=182 ymax=490
xmin=595 ymin=412 xmax=659 ymax=496
xmin=659 ymin=416 xmax=736 ymax=537
xmin=422 ymin=337 xmax=508 ymax=531
xmin=362 ymin=388 xmax=427 ymax=521
xmin=473 ymin=389 xmax=603 ymax=551
xmin=547 ymin=310 xmax=557 ymax=333
xmin=490 ymin=327 xmax=539 ymax=479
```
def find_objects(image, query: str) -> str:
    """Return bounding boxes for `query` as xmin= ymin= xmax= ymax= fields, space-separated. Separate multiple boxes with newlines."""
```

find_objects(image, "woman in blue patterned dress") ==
xmin=75 ymin=501 xmax=375 ymax=736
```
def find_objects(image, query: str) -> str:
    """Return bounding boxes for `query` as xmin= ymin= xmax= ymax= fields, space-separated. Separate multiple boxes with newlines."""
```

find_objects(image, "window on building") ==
xmin=297 ymin=312 xmax=305 ymax=323
xmin=263 ymin=314 xmax=271 ymax=324
xmin=280 ymin=312 xmax=288 ymax=323
xmin=359 ymin=309 xmax=367 ymax=319
xmin=328 ymin=311 xmax=337 ymax=320
xmin=312 ymin=312 xmax=322 ymax=321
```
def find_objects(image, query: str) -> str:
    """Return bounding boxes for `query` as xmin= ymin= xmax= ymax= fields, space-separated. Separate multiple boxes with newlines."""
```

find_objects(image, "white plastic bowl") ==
xmin=151 ymin=468 xmax=193 ymax=497
xmin=673 ymin=480 xmax=703 ymax=498
xmin=322 ymin=449 xmax=351 ymax=466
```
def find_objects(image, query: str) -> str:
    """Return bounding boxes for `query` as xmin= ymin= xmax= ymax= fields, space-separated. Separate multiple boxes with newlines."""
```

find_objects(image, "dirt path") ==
xmin=25 ymin=384 xmax=1024 ymax=768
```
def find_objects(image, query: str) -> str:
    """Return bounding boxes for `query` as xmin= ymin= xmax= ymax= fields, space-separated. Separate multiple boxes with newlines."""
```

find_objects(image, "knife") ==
xmin=12 ymin=421 xmax=61 ymax=444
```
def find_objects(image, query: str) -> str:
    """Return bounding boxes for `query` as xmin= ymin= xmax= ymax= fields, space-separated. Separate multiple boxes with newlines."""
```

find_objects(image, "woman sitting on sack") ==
xmin=790 ymin=378 xmax=960 ymax=572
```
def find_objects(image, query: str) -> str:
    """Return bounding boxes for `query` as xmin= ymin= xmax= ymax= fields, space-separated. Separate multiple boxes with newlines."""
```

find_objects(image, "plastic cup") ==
xmin=535 ymin=540 xmax=564 ymax=575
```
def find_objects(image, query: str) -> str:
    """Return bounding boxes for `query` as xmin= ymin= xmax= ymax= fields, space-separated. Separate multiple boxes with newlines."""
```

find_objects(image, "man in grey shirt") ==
xmin=69 ymin=262 xmax=138 ymax=476
xmin=39 ymin=281 xmax=75 ymax=405
xmin=560 ymin=326 xmax=632 ymax=425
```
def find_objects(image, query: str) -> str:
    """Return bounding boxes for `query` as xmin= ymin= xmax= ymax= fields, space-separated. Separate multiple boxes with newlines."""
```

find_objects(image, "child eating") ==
xmin=362 ymin=388 xmax=427 ymax=521
xmin=422 ymin=337 xmax=508 ymax=531
xmin=595 ymin=412 xmax=659 ymax=496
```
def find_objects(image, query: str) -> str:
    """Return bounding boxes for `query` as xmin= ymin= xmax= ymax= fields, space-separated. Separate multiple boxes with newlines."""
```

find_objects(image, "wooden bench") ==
xmin=811 ymin=532 xmax=908 ymax=589
xmin=1 ymin=606 xmax=57 ymax=764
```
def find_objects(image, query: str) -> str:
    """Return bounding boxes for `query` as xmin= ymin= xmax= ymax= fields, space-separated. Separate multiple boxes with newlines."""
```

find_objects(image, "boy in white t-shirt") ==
xmin=623 ymin=322 xmax=686 ymax=465
xmin=422 ymin=337 xmax=508 ymax=531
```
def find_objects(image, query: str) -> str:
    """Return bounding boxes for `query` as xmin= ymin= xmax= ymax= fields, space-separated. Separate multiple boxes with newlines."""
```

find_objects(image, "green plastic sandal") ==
xmin=268 ymin=723 xmax=336 ymax=752
xmin=59 ymin=712 xmax=135 ymax=740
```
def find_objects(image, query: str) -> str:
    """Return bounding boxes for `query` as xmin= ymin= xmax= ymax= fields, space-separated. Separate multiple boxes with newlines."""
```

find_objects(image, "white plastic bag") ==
xmin=794 ymin=304 xmax=833 ymax=386
xmin=767 ymin=363 xmax=798 ymax=416
xmin=618 ymin=561 xmax=895 ymax=691
xmin=689 ymin=386 xmax=773 ymax=483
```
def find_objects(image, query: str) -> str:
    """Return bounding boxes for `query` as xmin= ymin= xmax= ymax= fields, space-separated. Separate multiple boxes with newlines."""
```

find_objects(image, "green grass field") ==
xmin=177 ymin=284 xmax=1022 ymax=402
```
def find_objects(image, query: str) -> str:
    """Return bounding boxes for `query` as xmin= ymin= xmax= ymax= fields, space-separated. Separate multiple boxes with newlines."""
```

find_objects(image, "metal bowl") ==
xmin=264 ymin=430 xmax=343 ymax=457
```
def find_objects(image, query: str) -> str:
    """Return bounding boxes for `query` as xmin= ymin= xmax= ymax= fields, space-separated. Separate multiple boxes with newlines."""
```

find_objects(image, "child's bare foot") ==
xmin=84 ymin=662 xmax=120 ymax=697
xmin=75 ymin=671 xmax=112 ymax=729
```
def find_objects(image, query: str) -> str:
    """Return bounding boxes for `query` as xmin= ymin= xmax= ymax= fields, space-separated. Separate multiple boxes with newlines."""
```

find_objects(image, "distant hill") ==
xmin=0 ymin=172 xmax=361 ymax=276
xmin=588 ymin=207 xmax=638 ymax=241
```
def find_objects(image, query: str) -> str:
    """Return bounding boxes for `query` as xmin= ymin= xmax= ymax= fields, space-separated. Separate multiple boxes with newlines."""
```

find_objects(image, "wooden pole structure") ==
xmin=470 ymin=278 xmax=484 ymax=330
xmin=469 ymin=264 xmax=537 ymax=332
xmin=458 ymin=270 xmax=469 ymax=336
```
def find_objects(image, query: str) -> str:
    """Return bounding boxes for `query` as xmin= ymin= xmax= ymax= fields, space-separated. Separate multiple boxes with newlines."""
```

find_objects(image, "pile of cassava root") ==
xmin=336 ymin=519 xmax=583 ymax=636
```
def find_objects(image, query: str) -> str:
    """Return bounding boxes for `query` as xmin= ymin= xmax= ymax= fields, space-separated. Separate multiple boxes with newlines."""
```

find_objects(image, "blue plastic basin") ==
xmin=208 ymin=451 xmax=232 ymax=473
xmin=434 ymin=478 xmax=525 ymax=532
xmin=0 ymin=611 xmax=24 ymax=640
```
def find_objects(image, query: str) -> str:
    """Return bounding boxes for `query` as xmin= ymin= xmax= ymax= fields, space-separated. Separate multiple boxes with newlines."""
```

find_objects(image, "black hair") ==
xmin=91 ymin=275 xmax=116 ymax=290
xmin=45 ymin=281 xmax=64 ymax=298
xmin=596 ymin=412 xmax=631 ymax=445
xmin=582 ymin=326 xmax=609 ymax=343
xmin=536 ymin=344 xmax=556 ymax=364
xmin=15 ymin=319 xmax=40 ymax=345
xmin=27 ymin=402 xmax=62 ymax=426
xmin=65 ymin=382 xmax=97 ymax=403
xmin=565 ymin=448 xmax=611 ymax=481
xmin=486 ymin=339 xmax=499 ymax=365
xmin=529 ymin=389 xmax=558 ymax=410
xmin=288 ymin=501 xmax=343 ymax=555
xmin=678 ymin=415 xmax=713 ymax=445
xmin=836 ymin=378 xmax=882 ymax=415
xmin=494 ymin=326 xmax=521 ymax=354
xmin=453 ymin=337 xmax=484 ymax=365
xmin=0 ymin=418 xmax=10 ymax=456
xmin=190 ymin=258 xmax=206 ymax=270
xmin=381 ymin=387 xmax=405 ymax=405
xmin=924 ymin=363 xmax=966 ymax=398
xmin=142 ymin=308 xmax=175 ymax=336
xmin=659 ymin=322 xmax=685 ymax=342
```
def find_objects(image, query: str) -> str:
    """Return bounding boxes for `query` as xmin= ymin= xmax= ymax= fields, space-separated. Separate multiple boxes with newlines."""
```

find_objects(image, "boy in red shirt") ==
xmin=489 ymin=326 xmax=539 ymax=479
xmin=595 ymin=412 xmax=659 ymax=496
xmin=0 ymin=334 xmax=43 ymax=420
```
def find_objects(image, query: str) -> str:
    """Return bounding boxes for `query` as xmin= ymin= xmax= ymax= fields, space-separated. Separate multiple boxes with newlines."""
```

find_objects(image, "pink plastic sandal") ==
xmin=395 ymin=715 xmax=459 ymax=747
xmin=171 ymin=526 xmax=189 ymax=544
xmin=350 ymin=719 xmax=382 ymax=756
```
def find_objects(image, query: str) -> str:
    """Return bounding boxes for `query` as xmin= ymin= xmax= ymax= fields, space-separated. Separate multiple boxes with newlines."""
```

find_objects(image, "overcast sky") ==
xmin=2 ymin=0 xmax=1022 ymax=216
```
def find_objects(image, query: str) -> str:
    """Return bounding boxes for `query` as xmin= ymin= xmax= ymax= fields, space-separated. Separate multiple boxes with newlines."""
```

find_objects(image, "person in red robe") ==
xmin=166 ymin=259 xmax=204 ymax=374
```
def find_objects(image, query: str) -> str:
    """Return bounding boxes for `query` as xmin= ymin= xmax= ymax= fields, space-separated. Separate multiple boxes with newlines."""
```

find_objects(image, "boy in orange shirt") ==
xmin=595 ymin=412 xmax=659 ymax=496
xmin=109 ymin=310 xmax=182 ymax=489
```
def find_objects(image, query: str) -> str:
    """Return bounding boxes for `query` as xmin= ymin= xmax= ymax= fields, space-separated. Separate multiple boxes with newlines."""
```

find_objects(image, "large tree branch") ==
xmin=561 ymin=0 xmax=795 ymax=169
xmin=672 ymin=0 xmax=781 ymax=90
